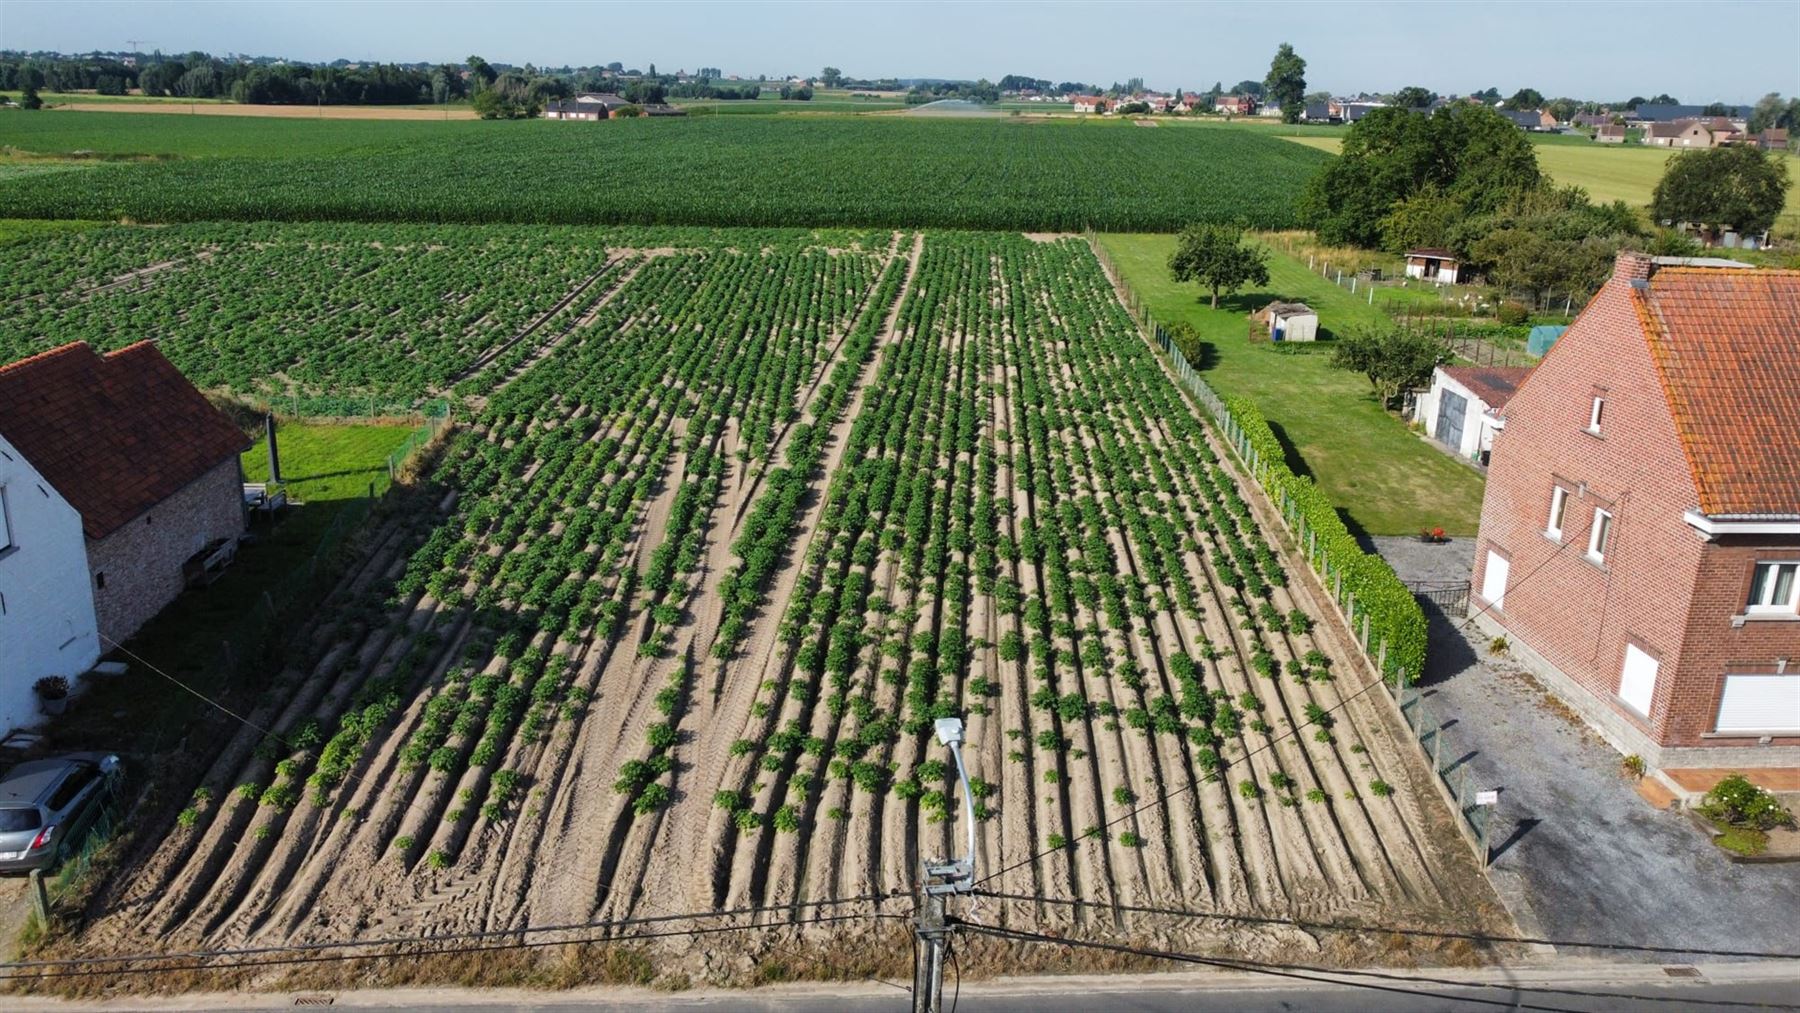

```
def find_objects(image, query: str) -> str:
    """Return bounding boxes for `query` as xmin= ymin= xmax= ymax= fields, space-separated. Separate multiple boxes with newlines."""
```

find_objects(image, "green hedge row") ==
xmin=1220 ymin=395 xmax=1427 ymax=683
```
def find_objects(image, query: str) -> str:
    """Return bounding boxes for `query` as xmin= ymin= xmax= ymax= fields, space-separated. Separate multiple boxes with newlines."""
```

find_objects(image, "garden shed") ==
xmin=1404 ymin=248 xmax=1464 ymax=285
xmin=1260 ymin=302 xmax=1318 ymax=342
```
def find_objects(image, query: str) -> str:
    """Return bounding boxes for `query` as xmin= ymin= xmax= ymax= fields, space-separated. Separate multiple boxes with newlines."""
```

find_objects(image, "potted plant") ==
xmin=34 ymin=675 xmax=70 ymax=716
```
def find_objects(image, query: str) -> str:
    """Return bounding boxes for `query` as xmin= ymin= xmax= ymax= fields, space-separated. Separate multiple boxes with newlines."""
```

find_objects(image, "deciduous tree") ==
xmin=1168 ymin=224 xmax=1270 ymax=308
xmin=1652 ymin=145 xmax=1790 ymax=238
xmin=1264 ymin=43 xmax=1306 ymax=124
xmin=1330 ymin=324 xmax=1448 ymax=409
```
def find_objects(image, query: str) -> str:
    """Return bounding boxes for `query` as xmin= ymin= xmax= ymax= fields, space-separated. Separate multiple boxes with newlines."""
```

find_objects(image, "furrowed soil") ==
xmin=12 ymin=230 xmax=1514 ymax=996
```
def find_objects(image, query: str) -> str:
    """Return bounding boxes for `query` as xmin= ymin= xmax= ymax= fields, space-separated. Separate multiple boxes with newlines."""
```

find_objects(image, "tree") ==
xmin=466 ymin=55 xmax=497 ymax=91
xmin=1231 ymin=79 xmax=1264 ymax=98
xmin=1298 ymin=103 xmax=1541 ymax=249
xmin=821 ymin=66 xmax=842 ymax=88
xmin=1648 ymin=93 xmax=1678 ymax=105
xmin=1331 ymin=324 xmax=1448 ymax=409
xmin=1701 ymin=101 xmax=1733 ymax=117
xmin=1263 ymin=43 xmax=1306 ymax=124
xmin=1749 ymin=92 xmax=1786 ymax=133
xmin=1391 ymin=86 xmax=1434 ymax=109
xmin=1506 ymin=87 xmax=1544 ymax=110
xmin=1651 ymin=145 xmax=1791 ymax=238
xmin=18 ymin=64 xmax=42 ymax=109
xmin=1168 ymin=224 xmax=1270 ymax=308
xmin=1378 ymin=188 xmax=1461 ymax=251
xmin=625 ymin=80 xmax=666 ymax=104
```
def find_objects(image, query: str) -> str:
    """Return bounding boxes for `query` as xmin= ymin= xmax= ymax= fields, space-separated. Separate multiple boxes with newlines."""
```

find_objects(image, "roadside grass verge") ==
xmin=1099 ymin=232 xmax=1486 ymax=536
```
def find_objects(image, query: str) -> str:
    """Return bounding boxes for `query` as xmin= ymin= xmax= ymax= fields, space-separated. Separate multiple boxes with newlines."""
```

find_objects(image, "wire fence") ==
xmin=1087 ymin=236 xmax=1494 ymax=865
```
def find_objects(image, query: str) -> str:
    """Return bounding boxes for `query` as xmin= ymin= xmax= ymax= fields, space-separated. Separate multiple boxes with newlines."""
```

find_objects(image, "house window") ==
xmin=1748 ymin=562 xmax=1800 ymax=613
xmin=0 ymin=486 xmax=12 ymax=552
xmin=1546 ymin=486 xmax=1569 ymax=541
xmin=1588 ymin=396 xmax=1606 ymax=434
xmin=1587 ymin=508 xmax=1613 ymax=563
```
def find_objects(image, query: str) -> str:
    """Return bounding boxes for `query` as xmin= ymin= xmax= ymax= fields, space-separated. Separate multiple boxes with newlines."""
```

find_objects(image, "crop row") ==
xmin=0 ymin=117 xmax=1331 ymax=232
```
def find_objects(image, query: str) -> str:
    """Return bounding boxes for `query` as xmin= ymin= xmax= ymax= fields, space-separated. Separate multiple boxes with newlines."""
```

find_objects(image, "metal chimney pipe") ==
xmin=265 ymin=413 xmax=281 ymax=485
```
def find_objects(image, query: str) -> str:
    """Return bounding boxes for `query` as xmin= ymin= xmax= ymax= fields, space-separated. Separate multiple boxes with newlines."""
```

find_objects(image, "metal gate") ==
xmin=1406 ymin=579 xmax=1470 ymax=617
xmin=1435 ymin=389 xmax=1467 ymax=451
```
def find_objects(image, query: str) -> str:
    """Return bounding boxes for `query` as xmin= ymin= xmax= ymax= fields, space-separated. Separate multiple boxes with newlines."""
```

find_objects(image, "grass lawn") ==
xmin=53 ymin=423 xmax=415 ymax=757
xmin=1100 ymin=233 xmax=1487 ymax=538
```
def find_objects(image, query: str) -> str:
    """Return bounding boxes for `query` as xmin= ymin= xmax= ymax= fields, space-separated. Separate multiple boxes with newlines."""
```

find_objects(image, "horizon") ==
xmin=2 ymin=0 xmax=1796 ymax=104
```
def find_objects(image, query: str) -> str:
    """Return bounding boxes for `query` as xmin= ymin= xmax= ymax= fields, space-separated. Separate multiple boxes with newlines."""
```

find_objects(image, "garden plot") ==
xmin=55 ymin=232 xmax=1502 ymax=982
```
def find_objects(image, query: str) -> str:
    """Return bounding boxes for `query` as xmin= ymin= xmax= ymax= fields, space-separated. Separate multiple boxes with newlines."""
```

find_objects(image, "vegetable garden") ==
xmin=48 ymin=228 xmax=1498 ymax=977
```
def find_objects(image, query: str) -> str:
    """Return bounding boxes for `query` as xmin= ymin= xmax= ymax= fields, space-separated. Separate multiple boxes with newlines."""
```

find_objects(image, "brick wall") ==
xmin=1671 ymin=539 xmax=1800 ymax=746
xmin=87 ymin=457 xmax=244 ymax=645
xmin=1474 ymin=254 xmax=1709 ymax=748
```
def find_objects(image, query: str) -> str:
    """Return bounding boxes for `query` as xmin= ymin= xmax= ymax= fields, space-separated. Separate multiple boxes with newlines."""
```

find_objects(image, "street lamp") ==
xmin=924 ymin=716 xmax=976 ymax=894
xmin=915 ymin=715 xmax=976 ymax=1013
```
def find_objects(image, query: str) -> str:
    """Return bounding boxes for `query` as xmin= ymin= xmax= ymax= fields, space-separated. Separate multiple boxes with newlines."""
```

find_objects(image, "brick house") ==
xmin=1213 ymin=94 xmax=1258 ymax=116
xmin=0 ymin=341 xmax=250 ymax=655
xmin=1471 ymin=253 xmax=1800 ymax=768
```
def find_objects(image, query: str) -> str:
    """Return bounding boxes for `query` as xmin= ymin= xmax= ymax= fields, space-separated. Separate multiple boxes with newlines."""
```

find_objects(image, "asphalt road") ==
xmin=17 ymin=962 xmax=1800 ymax=1013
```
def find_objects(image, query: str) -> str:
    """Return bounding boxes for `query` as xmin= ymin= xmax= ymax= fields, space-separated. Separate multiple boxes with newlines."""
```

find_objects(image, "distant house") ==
xmin=0 ymin=342 xmax=250 ymax=734
xmin=1572 ymin=112 xmax=1613 ymax=128
xmin=1301 ymin=102 xmax=1338 ymax=124
xmin=1673 ymin=117 xmax=1740 ymax=148
xmin=1629 ymin=102 xmax=1753 ymax=125
xmin=1593 ymin=124 xmax=1627 ymax=143
xmin=1470 ymin=252 xmax=1799 ymax=771
xmin=1404 ymin=248 xmax=1464 ymax=285
xmin=1413 ymin=365 xmax=1532 ymax=466
xmin=1642 ymin=122 xmax=1684 ymax=147
xmin=1756 ymin=127 xmax=1789 ymax=151
xmin=1258 ymin=302 xmax=1318 ymax=342
xmin=545 ymin=92 xmax=633 ymax=120
xmin=1070 ymin=95 xmax=1105 ymax=114
xmin=1214 ymin=94 xmax=1258 ymax=116
xmin=1339 ymin=102 xmax=1384 ymax=122
xmin=1499 ymin=108 xmax=1558 ymax=131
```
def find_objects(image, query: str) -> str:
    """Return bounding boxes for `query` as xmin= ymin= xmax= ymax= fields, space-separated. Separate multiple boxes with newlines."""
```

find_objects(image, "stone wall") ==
xmin=88 ymin=457 xmax=244 ymax=645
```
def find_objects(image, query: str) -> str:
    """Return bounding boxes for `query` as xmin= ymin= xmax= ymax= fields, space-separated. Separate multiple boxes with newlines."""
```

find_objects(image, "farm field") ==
xmin=1097 ymin=233 xmax=1488 ymax=536
xmin=0 ymin=112 xmax=1330 ymax=231
xmin=43 ymin=229 xmax=1504 ymax=985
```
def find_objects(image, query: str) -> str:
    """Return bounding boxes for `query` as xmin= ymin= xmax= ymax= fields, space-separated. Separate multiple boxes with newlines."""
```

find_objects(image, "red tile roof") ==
xmin=0 ymin=341 xmax=250 ymax=539
xmin=1441 ymin=365 xmax=1534 ymax=411
xmin=1636 ymin=267 xmax=1800 ymax=516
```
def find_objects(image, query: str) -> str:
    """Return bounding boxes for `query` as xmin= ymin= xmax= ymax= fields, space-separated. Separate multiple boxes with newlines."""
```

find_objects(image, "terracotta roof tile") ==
xmin=1441 ymin=365 xmax=1534 ymax=411
xmin=1637 ymin=268 xmax=1800 ymax=516
xmin=0 ymin=341 xmax=251 ymax=539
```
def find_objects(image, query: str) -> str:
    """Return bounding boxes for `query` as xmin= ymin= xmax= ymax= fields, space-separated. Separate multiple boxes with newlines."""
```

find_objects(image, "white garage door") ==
xmin=1716 ymin=675 xmax=1800 ymax=733
xmin=1618 ymin=644 xmax=1659 ymax=717
xmin=1481 ymin=551 xmax=1509 ymax=610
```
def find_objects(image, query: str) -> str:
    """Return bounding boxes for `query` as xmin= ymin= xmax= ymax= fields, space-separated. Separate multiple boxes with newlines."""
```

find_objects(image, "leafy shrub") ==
xmin=1700 ymin=774 xmax=1796 ymax=832
xmin=1370 ymin=779 xmax=1394 ymax=797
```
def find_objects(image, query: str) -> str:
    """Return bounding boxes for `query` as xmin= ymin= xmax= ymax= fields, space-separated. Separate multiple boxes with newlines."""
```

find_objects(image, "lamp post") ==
xmin=913 ymin=716 xmax=975 ymax=1013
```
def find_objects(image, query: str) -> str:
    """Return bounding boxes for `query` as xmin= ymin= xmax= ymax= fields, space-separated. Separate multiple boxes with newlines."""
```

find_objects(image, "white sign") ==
xmin=1475 ymin=790 xmax=1499 ymax=807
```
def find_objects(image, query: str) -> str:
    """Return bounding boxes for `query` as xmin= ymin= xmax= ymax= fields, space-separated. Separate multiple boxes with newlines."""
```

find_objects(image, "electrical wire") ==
xmin=968 ymin=889 xmax=1800 ymax=962
xmin=958 ymin=921 xmax=1798 ymax=1013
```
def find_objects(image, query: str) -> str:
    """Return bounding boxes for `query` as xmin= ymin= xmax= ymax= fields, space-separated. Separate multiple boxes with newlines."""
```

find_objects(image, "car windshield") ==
xmin=0 ymin=806 xmax=41 ymax=833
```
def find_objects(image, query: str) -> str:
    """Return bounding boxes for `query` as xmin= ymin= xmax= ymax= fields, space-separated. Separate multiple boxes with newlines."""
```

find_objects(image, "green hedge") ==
xmin=1220 ymin=395 xmax=1426 ymax=683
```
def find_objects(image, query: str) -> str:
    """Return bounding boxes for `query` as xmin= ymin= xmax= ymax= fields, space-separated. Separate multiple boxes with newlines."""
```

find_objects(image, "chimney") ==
xmin=265 ymin=413 xmax=282 ymax=485
xmin=1613 ymin=251 xmax=1654 ymax=284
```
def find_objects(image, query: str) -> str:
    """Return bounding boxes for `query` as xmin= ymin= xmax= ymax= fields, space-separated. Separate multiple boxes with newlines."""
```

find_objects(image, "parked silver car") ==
xmin=0 ymin=752 xmax=120 ymax=874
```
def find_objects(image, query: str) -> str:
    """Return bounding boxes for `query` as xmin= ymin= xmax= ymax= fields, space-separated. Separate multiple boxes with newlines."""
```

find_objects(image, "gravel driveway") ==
xmin=1374 ymin=536 xmax=1800 ymax=962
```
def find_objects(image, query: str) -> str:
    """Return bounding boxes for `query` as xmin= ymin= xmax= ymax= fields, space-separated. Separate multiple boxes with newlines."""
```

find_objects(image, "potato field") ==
xmin=41 ymin=226 xmax=1498 ymax=978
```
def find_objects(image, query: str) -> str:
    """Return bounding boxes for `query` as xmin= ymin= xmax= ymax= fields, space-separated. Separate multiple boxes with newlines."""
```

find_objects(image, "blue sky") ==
xmin=3 ymin=0 xmax=1795 ymax=102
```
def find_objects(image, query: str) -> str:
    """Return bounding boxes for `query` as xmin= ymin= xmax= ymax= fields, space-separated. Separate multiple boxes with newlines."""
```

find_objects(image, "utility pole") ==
xmin=914 ymin=716 xmax=976 ymax=1013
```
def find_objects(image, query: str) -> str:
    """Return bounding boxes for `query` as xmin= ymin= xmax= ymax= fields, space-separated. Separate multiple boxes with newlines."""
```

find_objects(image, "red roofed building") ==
xmin=0 ymin=341 xmax=249 ymax=668
xmin=1471 ymin=253 xmax=1800 ymax=770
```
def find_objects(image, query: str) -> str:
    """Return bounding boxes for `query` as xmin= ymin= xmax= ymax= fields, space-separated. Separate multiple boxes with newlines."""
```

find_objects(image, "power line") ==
xmin=969 ymin=889 xmax=1800 ymax=962
xmin=959 ymin=922 xmax=1799 ymax=1013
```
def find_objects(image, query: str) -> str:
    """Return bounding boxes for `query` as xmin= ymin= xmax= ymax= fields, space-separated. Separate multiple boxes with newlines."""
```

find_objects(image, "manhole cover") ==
xmin=1662 ymin=966 xmax=1702 ymax=978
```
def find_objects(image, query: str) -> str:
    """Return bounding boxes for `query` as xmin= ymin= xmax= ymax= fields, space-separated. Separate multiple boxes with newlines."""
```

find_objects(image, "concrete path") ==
xmin=1375 ymin=536 xmax=1800 ymax=962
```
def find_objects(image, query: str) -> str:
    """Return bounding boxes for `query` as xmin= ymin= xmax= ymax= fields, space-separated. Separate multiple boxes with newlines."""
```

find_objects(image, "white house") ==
xmin=1404 ymin=248 xmax=1465 ymax=285
xmin=1413 ymin=365 xmax=1533 ymax=466
xmin=0 ymin=341 xmax=250 ymax=735
xmin=1259 ymin=302 xmax=1319 ymax=342
xmin=0 ymin=432 xmax=100 ymax=734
